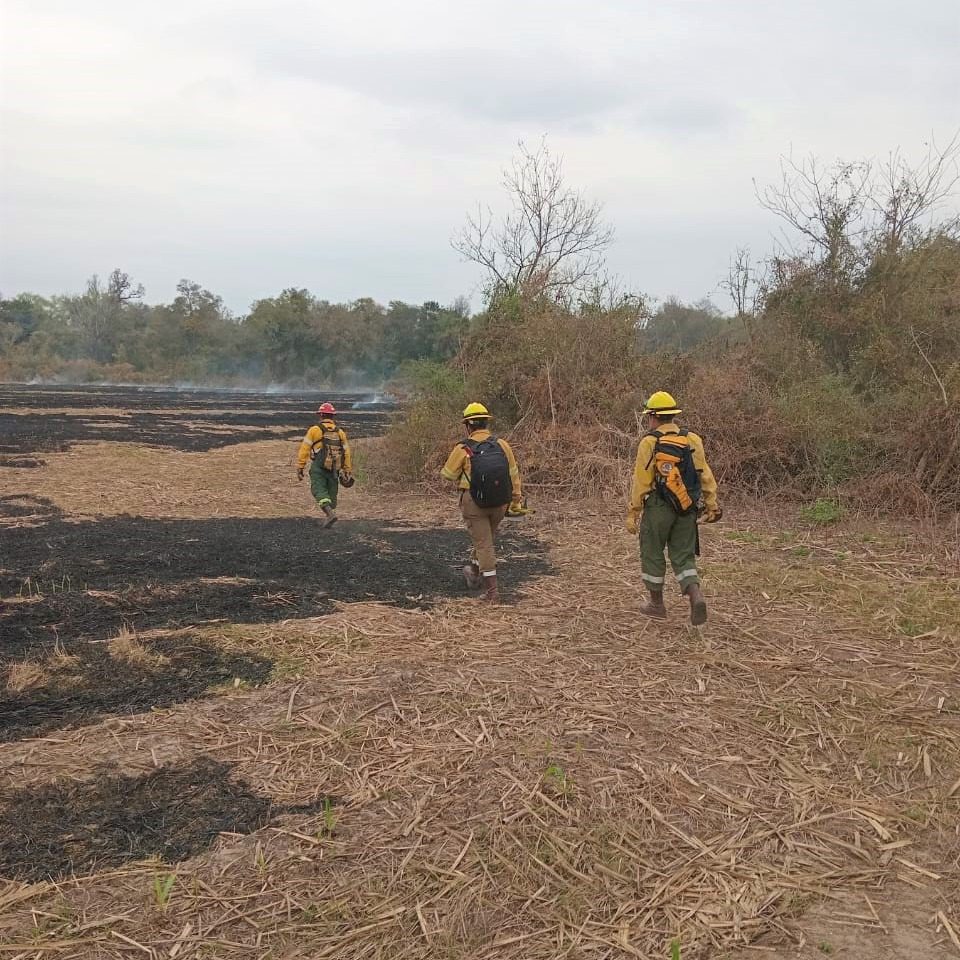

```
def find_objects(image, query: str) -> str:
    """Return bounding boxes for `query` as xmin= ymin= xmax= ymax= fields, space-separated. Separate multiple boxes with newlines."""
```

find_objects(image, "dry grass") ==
xmin=5 ymin=661 xmax=48 ymax=693
xmin=1 ymin=438 xmax=959 ymax=959
xmin=3 ymin=438 xmax=310 ymax=519
xmin=106 ymin=629 xmax=171 ymax=667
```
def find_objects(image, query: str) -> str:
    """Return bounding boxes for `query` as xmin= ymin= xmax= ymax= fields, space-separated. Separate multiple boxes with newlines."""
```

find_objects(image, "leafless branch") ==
xmin=452 ymin=140 xmax=613 ymax=298
xmin=910 ymin=325 xmax=951 ymax=409
xmin=874 ymin=134 xmax=960 ymax=252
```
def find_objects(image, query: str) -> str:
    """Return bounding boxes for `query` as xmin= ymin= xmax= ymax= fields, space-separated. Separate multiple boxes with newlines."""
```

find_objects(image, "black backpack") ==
xmin=463 ymin=436 xmax=513 ymax=507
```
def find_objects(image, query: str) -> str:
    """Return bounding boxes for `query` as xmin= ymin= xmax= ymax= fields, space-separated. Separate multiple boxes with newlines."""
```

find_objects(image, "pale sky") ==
xmin=1 ymin=0 xmax=958 ymax=313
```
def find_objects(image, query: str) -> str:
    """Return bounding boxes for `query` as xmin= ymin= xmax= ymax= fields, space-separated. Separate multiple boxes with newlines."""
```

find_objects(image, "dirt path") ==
xmin=1 ymin=428 xmax=958 ymax=958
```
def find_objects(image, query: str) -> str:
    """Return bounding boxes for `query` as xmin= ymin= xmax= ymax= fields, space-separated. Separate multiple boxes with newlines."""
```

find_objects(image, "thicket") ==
xmin=0 ymin=278 xmax=469 ymax=388
xmin=388 ymin=140 xmax=960 ymax=514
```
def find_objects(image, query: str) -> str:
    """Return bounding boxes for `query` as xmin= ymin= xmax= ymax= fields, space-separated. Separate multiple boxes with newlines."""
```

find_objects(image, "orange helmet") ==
xmin=317 ymin=402 xmax=336 ymax=415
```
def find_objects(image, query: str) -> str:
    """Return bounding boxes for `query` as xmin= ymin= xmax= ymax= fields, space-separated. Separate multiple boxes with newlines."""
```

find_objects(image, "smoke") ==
xmin=8 ymin=378 xmax=397 ymax=406
xmin=351 ymin=393 xmax=397 ymax=410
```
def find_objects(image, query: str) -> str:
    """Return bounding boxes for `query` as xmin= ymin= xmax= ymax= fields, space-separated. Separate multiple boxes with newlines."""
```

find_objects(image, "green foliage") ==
xmin=542 ymin=763 xmax=570 ymax=797
xmin=321 ymin=797 xmax=337 ymax=836
xmin=152 ymin=872 xmax=176 ymax=911
xmin=376 ymin=360 xmax=468 ymax=483
xmin=670 ymin=939 xmax=681 ymax=960
xmin=0 ymin=274 xmax=468 ymax=387
xmin=800 ymin=499 xmax=842 ymax=525
xmin=639 ymin=297 xmax=735 ymax=353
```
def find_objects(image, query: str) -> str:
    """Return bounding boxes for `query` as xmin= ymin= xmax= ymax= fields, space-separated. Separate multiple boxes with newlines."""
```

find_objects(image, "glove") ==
xmin=297 ymin=468 xmax=304 ymax=481
xmin=338 ymin=470 xmax=356 ymax=488
xmin=625 ymin=512 xmax=639 ymax=535
xmin=507 ymin=500 xmax=530 ymax=517
xmin=702 ymin=505 xmax=723 ymax=523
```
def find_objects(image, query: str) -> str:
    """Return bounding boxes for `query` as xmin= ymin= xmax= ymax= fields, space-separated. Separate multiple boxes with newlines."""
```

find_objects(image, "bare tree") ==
xmin=721 ymin=246 xmax=764 ymax=340
xmin=106 ymin=268 xmax=145 ymax=304
xmin=874 ymin=135 xmax=960 ymax=253
xmin=453 ymin=140 xmax=614 ymax=299
xmin=755 ymin=138 xmax=960 ymax=273
xmin=756 ymin=155 xmax=873 ymax=282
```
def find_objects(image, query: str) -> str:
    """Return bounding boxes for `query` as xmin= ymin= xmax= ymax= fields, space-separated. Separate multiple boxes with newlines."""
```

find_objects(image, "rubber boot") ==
xmin=321 ymin=504 xmax=338 ymax=528
xmin=684 ymin=583 xmax=707 ymax=626
xmin=639 ymin=589 xmax=667 ymax=620
xmin=462 ymin=563 xmax=482 ymax=590
xmin=483 ymin=574 xmax=500 ymax=603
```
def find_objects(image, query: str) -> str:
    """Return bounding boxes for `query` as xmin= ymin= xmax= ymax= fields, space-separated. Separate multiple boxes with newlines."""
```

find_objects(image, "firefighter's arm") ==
xmin=339 ymin=430 xmax=353 ymax=472
xmin=626 ymin=436 xmax=656 ymax=533
xmin=440 ymin=445 xmax=466 ymax=483
xmin=499 ymin=439 xmax=523 ymax=502
xmin=296 ymin=427 xmax=319 ymax=471
xmin=691 ymin=434 xmax=719 ymax=512
xmin=628 ymin=435 xmax=657 ymax=520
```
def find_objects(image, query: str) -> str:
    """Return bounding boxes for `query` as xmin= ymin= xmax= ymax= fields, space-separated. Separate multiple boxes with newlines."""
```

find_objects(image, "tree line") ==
xmin=0 ymin=278 xmax=475 ymax=387
xmin=0 ymin=273 xmax=724 ymax=387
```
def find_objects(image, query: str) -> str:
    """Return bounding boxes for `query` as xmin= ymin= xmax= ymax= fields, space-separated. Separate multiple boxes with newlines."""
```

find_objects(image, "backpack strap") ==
xmin=644 ymin=429 xmax=663 ymax=470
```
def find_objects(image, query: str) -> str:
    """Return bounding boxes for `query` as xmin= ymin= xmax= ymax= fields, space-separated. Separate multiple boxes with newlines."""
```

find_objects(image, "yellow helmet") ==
xmin=643 ymin=390 xmax=682 ymax=416
xmin=462 ymin=402 xmax=491 ymax=420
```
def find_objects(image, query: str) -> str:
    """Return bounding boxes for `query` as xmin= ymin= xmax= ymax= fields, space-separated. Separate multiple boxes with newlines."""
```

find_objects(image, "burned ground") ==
xmin=0 ymin=384 xmax=392 ymax=456
xmin=0 ymin=409 xmax=389 ymax=456
xmin=0 ymin=383 xmax=371 ymax=412
xmin=1 ymin=514 xmax=549 ymax=651
xmin=0 ymin=633 xmax=273 ymax=742
xmin=0 ymin=514 xmax=549 ymax=741
xmin=0 ymin=756 xmax=338 ymax=881
xmin=0 ymin=492 xmax=62 ymax=521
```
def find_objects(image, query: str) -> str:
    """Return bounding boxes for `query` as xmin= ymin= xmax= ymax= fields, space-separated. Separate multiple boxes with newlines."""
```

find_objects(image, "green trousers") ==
xmin=639 ymin=492 xmax=700 ymax=592
xmin=310 ymin=465 xmax=339 ymax=509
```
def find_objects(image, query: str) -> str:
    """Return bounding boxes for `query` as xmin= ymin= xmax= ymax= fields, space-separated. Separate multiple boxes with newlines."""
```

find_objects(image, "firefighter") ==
xmin=440 ymin=402 xmax=525 ymax=602
xmin=297 ymin=402 xmax=354 ymax=527
xmin=626 ymin=391 xmax=721 ymax=624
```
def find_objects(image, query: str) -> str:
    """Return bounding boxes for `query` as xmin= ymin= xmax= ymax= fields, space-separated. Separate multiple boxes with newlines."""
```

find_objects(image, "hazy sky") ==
xmin=2 ymin=0 xmax=958 ymax=313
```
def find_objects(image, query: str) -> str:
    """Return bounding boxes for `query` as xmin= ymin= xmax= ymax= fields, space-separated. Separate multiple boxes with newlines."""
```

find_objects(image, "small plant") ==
xmin=152 ymin=872 xmax=176 ymax=911
xmin=254 ymin=844 xmax=267 ymax=874
xmin=818 ymin=941 xmax=833 ymax=954
xmin=898 ymin=617 xmax=932 ymax=637
xmin=726 ymin=530 xmax=763 ymax=544
xmin=800 ymin=498 xmax=841 ymax=525
xmin=323 ymin=797 xmax=336 ymax=833
xmin=670 ymin=938 xmax=681 ymax=960
xmin=543 ymin=763 xmax=569 ymax=797
xmin=315 ymin=797 xmax=337 ymax=838
xmin=269 ymin=657 xmax=306 ymax=682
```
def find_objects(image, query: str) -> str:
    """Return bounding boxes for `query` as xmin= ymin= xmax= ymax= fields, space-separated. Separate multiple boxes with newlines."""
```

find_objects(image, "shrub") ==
xmin=375 ymin=360 xmax=469 ymax=484
xmin=800 ymin=499 xmax=842 ymax=525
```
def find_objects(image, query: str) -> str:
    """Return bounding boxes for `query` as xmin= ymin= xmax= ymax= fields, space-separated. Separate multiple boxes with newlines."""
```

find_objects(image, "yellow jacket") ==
xmin=441 ymin=429 xmax=522 ymax=501
xmin=297 ymin=419 xmax=353 ymax=471
xmin=628 ymin=423 xmax=718 ymax=517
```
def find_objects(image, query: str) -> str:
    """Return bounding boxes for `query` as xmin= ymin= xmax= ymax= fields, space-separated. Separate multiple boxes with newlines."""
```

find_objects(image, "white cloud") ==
xmin=1 ymin=0 xmax=957 ymax=311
